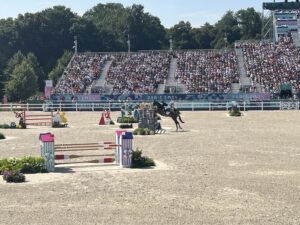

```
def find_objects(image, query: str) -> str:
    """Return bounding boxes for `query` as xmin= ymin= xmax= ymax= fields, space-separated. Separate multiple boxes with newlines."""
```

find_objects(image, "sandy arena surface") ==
xmin=0 ymin=111 xmax=299 ymax=225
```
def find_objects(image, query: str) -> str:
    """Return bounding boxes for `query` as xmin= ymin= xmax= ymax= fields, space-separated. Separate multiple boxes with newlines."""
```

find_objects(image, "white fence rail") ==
xmin=0 ymin=101 xmax=299 ymax=112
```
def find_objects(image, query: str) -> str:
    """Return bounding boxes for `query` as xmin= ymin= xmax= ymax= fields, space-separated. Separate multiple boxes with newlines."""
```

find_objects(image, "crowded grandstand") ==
xmin=49 ymin=3 xmax=300 ymax=99
xmin=52 ymin=36 xmax=300 ymax=98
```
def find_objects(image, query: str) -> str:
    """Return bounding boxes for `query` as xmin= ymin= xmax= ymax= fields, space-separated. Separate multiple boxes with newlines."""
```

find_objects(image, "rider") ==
xmin=164 ymin=100 xmax=175 ymax=115
xmin=231 ymin=101 xmax=239 ymax=113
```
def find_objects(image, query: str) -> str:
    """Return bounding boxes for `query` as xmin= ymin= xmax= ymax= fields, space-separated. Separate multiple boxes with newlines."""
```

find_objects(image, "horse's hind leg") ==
xmin=178 ymin=115 xmax=185 ymax=123
xmin=175 ymin=121 xmax=178 ymax=131
xmin=178 ymin=122 xmax=182 ymax=130
xmin=175 ymin=121 xmax=183 ymax=131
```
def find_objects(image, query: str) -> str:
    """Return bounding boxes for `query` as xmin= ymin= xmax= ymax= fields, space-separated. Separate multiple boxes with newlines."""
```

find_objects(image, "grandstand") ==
xmin=106 ymin=52 xmax=171 ymax=94
xmin=241 ymin=36 xmax=300 ymax=95
xmin=52 ymin=50 xmax=240 ymax=95
xmin=51 ymin=0 xmax=300 ymax=100
xmin=52 ymin=39 xmax=300 ymax=98
xmin=53 ymin=53 xmax=108 ymax=94
xmin=175 ymin=50 xmax=239 ymax=93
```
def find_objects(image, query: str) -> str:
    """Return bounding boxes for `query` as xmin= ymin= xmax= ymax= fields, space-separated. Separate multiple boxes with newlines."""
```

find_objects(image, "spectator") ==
xmin=106 ymin=52 xmax=171 ymax=94
xmin=53 ymin=53 xmax=107 ymax=94
xmin=175 ymin=50 xmax=239 ymax=93
xmin=242 ymin=37 xmax=300 ymax=93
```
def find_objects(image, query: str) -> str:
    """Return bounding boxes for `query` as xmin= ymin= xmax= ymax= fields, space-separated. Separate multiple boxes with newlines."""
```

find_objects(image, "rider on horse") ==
xmin=163 ymin=101 xmax=175 ymax=115
xmin=153 ymin=101 xmax=184 ymax=131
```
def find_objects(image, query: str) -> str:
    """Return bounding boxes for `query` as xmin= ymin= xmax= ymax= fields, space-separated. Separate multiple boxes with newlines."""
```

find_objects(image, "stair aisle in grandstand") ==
xmin=156 ymin=84 xmax=166 ymax=94
xmin=235 ymin=48 xmax=251 ymax=86
xmin=85 ymin=85 xmax=93 ymax=94
xmin=162 ymin=57 xmax=187 ymax=93
xmin=291 ymin=32 xmax=300 ymax=47
xmin=235 ymin=48 xmax=261 ymax=92
xmin=93 ymin=60 xmax=113 ymax=94
xmin=166 ymin=57 xmax=177 ymax=86
xmin=231 ymin=83 xmax=240 ymax=94
xmin=157 ymin=57 xmax=176 ymax=94
xmin=293 ymin=19 xmax=300 ymax=47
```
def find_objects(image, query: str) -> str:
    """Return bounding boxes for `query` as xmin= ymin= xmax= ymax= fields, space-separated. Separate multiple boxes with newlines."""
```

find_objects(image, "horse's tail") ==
xmin=179 ymin=115 xmax=185 ymax=123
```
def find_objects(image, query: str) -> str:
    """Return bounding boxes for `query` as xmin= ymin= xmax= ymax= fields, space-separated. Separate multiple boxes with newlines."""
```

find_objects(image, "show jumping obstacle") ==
xmin=54 ymin=142 xmax=117 ymax=163
xmin=138 ymin=103 xmax=156 ymax=131
xmin=22 ymin=111 xmax=53 ymax=126
xmin=14 ymin=111 xmax=68 ymax=127
xmin=40 ymin=130 xmax=133 ymax=172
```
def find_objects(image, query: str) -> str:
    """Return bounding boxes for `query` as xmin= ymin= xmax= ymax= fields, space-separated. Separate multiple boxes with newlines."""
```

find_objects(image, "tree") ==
xmin=126 ymin=4 xmax=166 ymax=51
xmin=5 ymin=60 xmax=38 ymax=101
xmin=26 ymin=53 xmax=45 ymax=91
xmin=139 ymin=12 xmax=167 ymax=50
xmin=236 ymin=8 xmax=262 ymax=40
xmin=192 ymin=23 xmax=216 ymax=49
xmin=0 ymin=72 xmax=4 ymax=100
xmin=0 ymin=18 xmax=19 ymax=74
xmin=1 ymin=51 xmax=25 ymax=100
xmin=48 ymin=51 xmax=73 ymax=85
xmin=3 ymin=51 xmax=25 ymax=81
xmin=169 ymin=21 xmax=196 ymax=49
xmin=84 ymin=3 xmax=129 ymax=51
xmin=212 ymin=11 xmax=241 ymax=49
xmin=70 ymin=18 xmax=103 ymax=52
xmin=15 ymin=6 xmax=77 ymax=73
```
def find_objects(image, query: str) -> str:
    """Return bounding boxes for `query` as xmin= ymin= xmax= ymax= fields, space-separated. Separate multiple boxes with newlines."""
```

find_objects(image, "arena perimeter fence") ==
xmin=0 ymin=101 xmax=299 ymax=112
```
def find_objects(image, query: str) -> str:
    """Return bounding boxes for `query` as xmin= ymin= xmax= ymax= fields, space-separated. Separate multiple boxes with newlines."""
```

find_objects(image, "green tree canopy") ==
xmin=192 ymin=23 xmax=216 ymax=49
xmin=15 ymin=6 xmax=77 ymax=72
xmin=70 ymin=18 xmax=103 ymax=52
xmin=48 ymin=50 xmax=73 ymax=85
xmin=212 ymin=11 xmax=241 ymax=49
xmin=127 ymin=5 xmax=166 ymax=50
xmin=84 ymin=3 xmax=129 ymax=51
xmin=5 ymin=59 xmax=38 ymax=101
xmin=0 ymin=72 xmax=4 ymax=99
xmin=0 ymin=18 xmax=18 ymax=73
xmin=0 ymin=51 xmax=25 ymax=100
xmin=169 ymin=21 xmax=196 ymax=49
xmin=236 ymin=8 xmax=262 ymax=40
xmin=3 ymin=51 xmax=25 ymax=79
xmin=26 ymin=53 xmax=45 ymax=91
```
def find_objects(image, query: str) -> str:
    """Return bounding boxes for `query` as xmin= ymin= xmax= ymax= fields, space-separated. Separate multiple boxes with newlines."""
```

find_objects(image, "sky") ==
xmin=1 ymin=0 xmax=270 ymax=28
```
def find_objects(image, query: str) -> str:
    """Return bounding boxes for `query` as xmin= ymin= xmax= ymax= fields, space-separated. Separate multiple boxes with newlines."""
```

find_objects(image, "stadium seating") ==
xmin=106 ymin=52 xmax=171 ymax=94
xmin=52 ymin=50 xmax=241 ymax=94
xmin=242 ymin=36 xmax=300 ymax=94
xmin=175 ymin=50 xmax=239 ymax=93
xmin=52 ymin=40 xmax=300 ymax=95
xmin=53 ymin=53 xmax=107 ymax=94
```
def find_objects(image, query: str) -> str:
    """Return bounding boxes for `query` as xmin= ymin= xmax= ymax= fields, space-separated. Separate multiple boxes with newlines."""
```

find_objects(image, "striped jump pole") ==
xmin=55 ymin=153 xmax=115 ymax=160
xmin=54 ymin=143 xmax=119 ymax=152
xmin=40 ymin=131 xmax=133 ymax=172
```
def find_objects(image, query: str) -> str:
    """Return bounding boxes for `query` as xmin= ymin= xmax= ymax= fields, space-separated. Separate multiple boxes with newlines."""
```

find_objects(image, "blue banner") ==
xmin=51 ymin=93 xmax=271 ymax=102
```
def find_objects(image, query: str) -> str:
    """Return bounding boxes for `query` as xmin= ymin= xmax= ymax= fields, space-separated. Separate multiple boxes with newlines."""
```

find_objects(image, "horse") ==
xmin=153 ymin=101 xmax=184 ymax=131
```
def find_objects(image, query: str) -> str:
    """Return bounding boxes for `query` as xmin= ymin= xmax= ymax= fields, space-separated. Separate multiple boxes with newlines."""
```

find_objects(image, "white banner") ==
xmin=45 ymin=80 xmax=53 ymax=88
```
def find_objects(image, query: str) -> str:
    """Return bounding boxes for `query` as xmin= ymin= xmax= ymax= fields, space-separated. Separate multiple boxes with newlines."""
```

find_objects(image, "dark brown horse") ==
xmin=153 ymin=101 xmax=184 ymax=131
